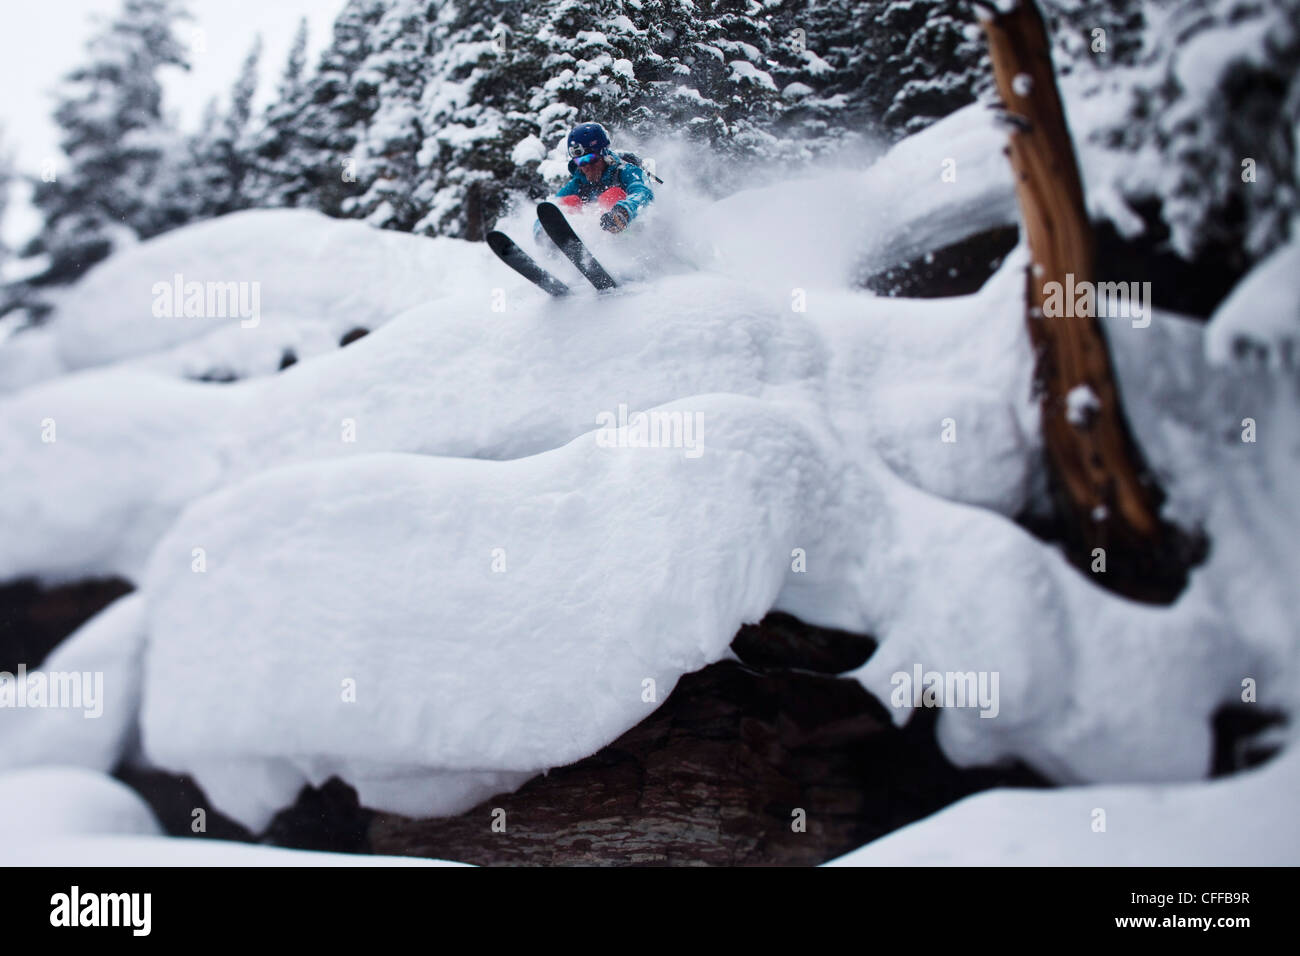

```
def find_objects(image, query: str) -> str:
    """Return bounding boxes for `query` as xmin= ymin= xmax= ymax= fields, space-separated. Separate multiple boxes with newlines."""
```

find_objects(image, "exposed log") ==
xmin=120 ymin=614 xmax=1047 ymax=865
xmin=363 ymin=658 xmax=1048 ymax=866
xmin=980 ymin=1 xmax=1197 ymax=599
xmin=112 ymin=611 xmax=1275 ymax=863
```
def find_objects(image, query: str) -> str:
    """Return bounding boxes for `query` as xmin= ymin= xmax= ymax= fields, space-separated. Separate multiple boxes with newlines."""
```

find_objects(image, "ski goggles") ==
xmin=573 ymin=152 xmax=603 ymax=166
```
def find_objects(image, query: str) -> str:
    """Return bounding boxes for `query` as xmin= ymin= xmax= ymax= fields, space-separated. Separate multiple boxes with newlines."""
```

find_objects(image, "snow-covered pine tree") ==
xmin=404 ymin=0 xmax=854 ymax=237
xmin=881 ymin=1 xmax=989 ymax=134
xmin=0 ymin=130 xmax=22 ymax=321
xmin=184 ymin=36 xmax=263 ymax=220
xmin=29 ymin=0 xmax=191 ymax=282
xmin=1041 ymin=0 xmax=1146 ymax=69
xmin=264 ymin=0 xmax=390 ymax=217
xmin=348 ymin=1 xmax=431 ymax=231
xmin=608 ymin=0 xmax=732 ymax=145
xmin=794 ymin=0 xmax=988 ymax=140
xmin=408 ymin=0 xmax=640 ymax=238
xmin=245 ymin=18 xmax=311 ymax=209
xmin=1091 ymin=0 xmax=1299 ymax=264
xmin=245 ymin=0 xmax=1023 ymax=237
xmin=147 ymin=95 xmax=221 ymax=231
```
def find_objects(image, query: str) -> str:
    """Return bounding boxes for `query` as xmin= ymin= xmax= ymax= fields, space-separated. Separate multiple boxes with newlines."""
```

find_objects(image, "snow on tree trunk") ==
xmin=981 ymin=0 xmax=1189 ymax=598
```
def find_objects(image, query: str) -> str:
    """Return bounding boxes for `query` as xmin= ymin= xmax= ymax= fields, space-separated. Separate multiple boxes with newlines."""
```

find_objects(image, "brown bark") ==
xmin=981 ymin=1 xmax=1184 ymax=593
xmin=363 ymin=655 xmax=1047 ymax=866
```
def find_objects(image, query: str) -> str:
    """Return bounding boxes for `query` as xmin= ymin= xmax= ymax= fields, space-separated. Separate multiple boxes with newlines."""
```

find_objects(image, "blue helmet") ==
xmin=567 ymin=122 xmax=611 ymax=160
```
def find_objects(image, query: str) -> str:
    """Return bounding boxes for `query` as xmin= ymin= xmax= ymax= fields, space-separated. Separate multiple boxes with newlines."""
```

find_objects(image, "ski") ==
xmin=486 ymin=230 xmax=571 ymax=297
xmin=536 ymin=201 xmax=618 ymax=291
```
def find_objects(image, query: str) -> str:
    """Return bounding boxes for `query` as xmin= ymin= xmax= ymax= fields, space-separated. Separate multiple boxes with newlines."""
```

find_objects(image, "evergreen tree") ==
xmin=246 ymin=17 xmax=311 ymax=208
xmin=796 ymin=0 xmax=989 ymax=140
xmin=250 ymin=0 xmax=1169 ymax=240
xmin=1092 ymin=0 xmax=1300 ymax=262
xmin=403 ymin=0 xmax=846 ymax=237
xmin=349 ymin=1 xmax=431 ymax=230
xmin=30 ymin=0 xmax=191 ymax=282
xmin=1042 ymin=0 xmax=1147 ymax=69
xmin=266 ymin=0 xmax=390 ymax=216
xmin=187 ymin=35 xmax=263 ymax=218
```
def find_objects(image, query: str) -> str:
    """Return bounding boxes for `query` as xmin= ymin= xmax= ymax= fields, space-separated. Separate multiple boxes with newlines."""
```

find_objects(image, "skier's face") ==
xmin=579 ymin=156 xmax=606 ymax=182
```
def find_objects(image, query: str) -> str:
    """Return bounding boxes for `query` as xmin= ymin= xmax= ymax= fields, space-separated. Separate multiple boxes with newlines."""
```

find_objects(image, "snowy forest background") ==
xmin=1 ymin=0 xmax=1297 ymax=301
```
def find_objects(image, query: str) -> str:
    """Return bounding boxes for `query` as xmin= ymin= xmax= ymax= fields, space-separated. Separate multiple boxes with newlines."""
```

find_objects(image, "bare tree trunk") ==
xmin=464 ymin=180 xmax=484 ymax=242
xmin=980 ymin=0 xmax=1193 ymax=598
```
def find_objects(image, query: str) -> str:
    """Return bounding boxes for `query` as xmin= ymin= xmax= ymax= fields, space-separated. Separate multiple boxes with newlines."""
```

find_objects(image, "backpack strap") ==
xmin=616 ymin=150 xmax=663 ymax=184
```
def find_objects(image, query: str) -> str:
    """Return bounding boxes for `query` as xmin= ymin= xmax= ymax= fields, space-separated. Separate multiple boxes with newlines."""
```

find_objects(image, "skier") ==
xmin=538 ymin=122 xmax=655 ymax=237
xmin=489 ymin=122 xmax=657 ymax=295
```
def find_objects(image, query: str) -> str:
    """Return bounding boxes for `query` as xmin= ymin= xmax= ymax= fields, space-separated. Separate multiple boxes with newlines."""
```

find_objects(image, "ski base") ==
xmin=536 ymin=202 xmax=618 ymax=291
xmin=486 ymin=230 xmax=570 ymax=297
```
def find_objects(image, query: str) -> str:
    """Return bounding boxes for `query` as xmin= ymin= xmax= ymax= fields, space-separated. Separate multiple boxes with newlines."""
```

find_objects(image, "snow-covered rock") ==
xmin=1 ymin=118 xmax=1296 ymax=856
xmin=0 ymin=765 xmax=464 ymax=865
xmin=0 ymin=325 xmax=64 ymax=395
xmin=827 ymin=746 xmax=1300 ymax=866
xmin=120 ymin=296 xmax=1295 ymax=831
xmin=118 ymin=296 xmax=1292 ymax=830
xmin=1205 ymin=236 xmax=1300 ymax=369
xmin=3 ymin=835 xmax=466 ymax=866
xmin=12 ymin=209 xmax=483 ymax=388
xmin=0 ymin=767 xmax=161 ymax=844
xmin=0 ymin=257 xmax=1036 ymax=584
xmin=0 ymin=594 xmax=145 ymax=774
xmin=139 ymin=395 xmax=828 ymax=828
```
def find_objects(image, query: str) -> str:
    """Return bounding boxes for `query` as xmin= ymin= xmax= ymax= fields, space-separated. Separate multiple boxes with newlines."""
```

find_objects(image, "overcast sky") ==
xmin=1 ymin=0 xmax=346 ymax=246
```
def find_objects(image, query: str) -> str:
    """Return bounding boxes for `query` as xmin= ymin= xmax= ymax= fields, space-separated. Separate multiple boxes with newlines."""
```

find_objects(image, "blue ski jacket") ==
xmin=532 ymin=151 xmax=654 ymax=243
xmin=555 ymin=152 xmax=655 ymax=222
